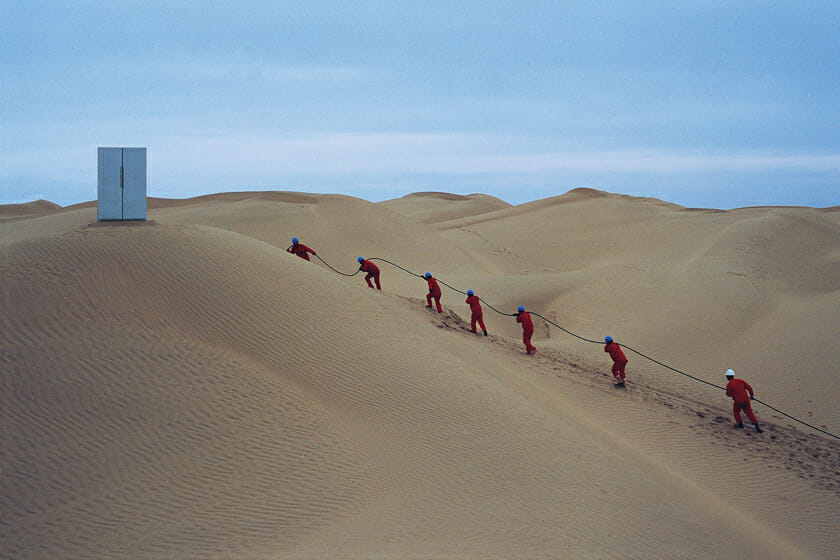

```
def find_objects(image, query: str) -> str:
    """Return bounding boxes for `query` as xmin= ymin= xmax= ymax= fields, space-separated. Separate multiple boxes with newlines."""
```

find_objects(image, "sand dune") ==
xmin=379 ymin=191 xmax=511 ymax=224
xmin=436 ymin=190 xmax=840 ymax=434
xmin=2 ymin=189 xmax=838 ymax=559
xmin=0 ymin=199 xmax=62 ymax=222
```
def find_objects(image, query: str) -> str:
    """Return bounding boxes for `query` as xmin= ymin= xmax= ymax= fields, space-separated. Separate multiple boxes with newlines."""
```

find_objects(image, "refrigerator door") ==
xmin=97 ymin=147 xmax=123 ymax=220
xmin=121 ymin=148 xmax=147 ymax=220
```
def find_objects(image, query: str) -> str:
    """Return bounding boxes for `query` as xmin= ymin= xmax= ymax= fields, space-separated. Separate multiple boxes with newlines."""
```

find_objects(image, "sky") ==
xmin=2 ymin=1 xmax=839 ymax=209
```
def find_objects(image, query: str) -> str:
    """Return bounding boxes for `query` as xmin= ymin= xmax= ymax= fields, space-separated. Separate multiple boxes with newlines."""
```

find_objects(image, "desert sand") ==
xmin=2 ymin=188 xmax=838 ymax=559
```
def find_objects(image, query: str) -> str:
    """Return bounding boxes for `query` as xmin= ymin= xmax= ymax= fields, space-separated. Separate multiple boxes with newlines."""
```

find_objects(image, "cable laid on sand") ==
xmin=311 ymin=253 xmax=839 ymax=440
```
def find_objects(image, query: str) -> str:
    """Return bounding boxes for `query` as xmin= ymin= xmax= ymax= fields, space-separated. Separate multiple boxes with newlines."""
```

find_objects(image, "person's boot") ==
xmin=754 ymin=423 xmax=763 ymax=433
xmin=483 ymin=330 xmax=488 ymax=336
xmin=734 ymin=422 xmax=744 ymax=429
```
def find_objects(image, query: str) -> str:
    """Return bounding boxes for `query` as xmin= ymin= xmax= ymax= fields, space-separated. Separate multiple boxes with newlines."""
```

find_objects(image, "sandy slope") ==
xmin=1 ymin=190 xmax=838 ymax=559
xmin=434 ymin=189 xmax=840 ymax=436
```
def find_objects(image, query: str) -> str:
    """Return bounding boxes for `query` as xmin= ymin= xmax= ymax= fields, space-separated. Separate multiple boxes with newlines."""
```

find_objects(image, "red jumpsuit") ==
xmin=725 ymin=377 xmax=758 ymax=424
xmin=426 ymin=277 xmax=443 ymax=312
xmin=516 ymin=311 xmax=536 ymax=354
xmin=359 ymin=260 xmax=381 ymax=290
xmin=465 ymin=295 xmax=486 ymax=333
xmin=605 ymin=341 xmax=628 ymax=381
xmin=288 ymin=243 xmax=316 ymax=261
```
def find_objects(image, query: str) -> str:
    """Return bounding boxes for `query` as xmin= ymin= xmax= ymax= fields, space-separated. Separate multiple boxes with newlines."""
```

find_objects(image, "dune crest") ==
xmin=380 ymin=191 xmax=511 ymax=224
xmin=0 ymin=199 xmax=62 ymax=221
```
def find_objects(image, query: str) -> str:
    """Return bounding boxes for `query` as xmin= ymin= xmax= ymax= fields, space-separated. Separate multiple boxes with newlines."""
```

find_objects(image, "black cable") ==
xmin=369 ymin=257 xmax=425 ymax=278
xmin=370 ymin=258 xmax=517 ymax=317
xmin=530 ymin=312 xmax=603 ymax=345
xmin=314 ymin=252 xmax=839 ymax=439
xmin=313 ymin=254 xmax=360 ymax=276
xmin=618 ymin=343 xmax=725 ymax=391
xmin=751 ymin=398 xmax=838 ymax=439
xmin=533 ymin=315 xmax=839 ymax=439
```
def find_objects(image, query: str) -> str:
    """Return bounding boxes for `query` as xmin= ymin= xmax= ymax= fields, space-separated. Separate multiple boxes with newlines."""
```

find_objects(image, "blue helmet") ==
xmin=424 ymin=272 xmax=432 ymax=279
xmin=292 ymin=237 xmax=299 ymax=244
xmin=467 ymin=289 xmax=474 ymax=296
xmin=605 ymin=336 xmax=613 ymax=344
xmin=357 ymin=256 xmax=364 ymax=263
xmin=517 ymin=305 xmax=525 ymax=313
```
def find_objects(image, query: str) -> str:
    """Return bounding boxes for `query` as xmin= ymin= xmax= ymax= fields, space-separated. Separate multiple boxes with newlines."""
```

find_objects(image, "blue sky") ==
xmin=2 ymin=1 xmax=839 ymax=209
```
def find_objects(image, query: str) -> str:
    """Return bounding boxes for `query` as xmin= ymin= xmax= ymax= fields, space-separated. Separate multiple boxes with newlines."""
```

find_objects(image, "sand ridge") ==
xmin=2 ymin=190 xmax=838 ymax=559
xmin=0 ymin=200 xmax=62 ymax=222
xmin=379 ymin=191 xmax=511 ymax=224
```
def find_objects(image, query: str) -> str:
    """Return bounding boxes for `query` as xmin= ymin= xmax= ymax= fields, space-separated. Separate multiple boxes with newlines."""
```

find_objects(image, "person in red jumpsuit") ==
xmin=725 ymin=369 xmax=763 ymax=433
xmin=515 ymin=306 xmax=536 ymax=354
xmin=465 ymin=289 xmax=487 ymax=335
xmin=357 ymin=257 xmax=381 ymax=290
xmin=424 ymin=272 xmax=443 ymax=313
xmin=287 ymin=237 xmax=316 ymax=261
xmin=604 ymin=336 xmax=628 ymax=385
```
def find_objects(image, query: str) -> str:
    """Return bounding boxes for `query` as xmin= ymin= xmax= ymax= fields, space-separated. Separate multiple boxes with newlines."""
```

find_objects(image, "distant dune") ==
xmin=0 ymin=199 xmax=62 ymax=221
xmin=2 ymin=189 xmax=838 ymax=559
xmin=380 ymin=191 xmax=511 ymax=223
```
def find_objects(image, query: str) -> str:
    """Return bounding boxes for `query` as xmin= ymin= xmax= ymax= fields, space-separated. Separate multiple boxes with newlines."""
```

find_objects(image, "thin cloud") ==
xmin=150 ymin=132 xmax=840 ymax=175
